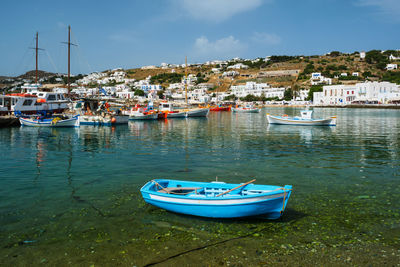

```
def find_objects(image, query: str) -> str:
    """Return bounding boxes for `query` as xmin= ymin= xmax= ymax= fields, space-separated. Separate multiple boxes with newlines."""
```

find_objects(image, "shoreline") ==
xmin=262 ymin=104 xmax=400 ymax=109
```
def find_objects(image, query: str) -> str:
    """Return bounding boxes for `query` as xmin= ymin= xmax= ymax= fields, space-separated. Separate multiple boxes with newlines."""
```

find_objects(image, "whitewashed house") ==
xmin=386 ymin=64 xmax=398 ymax=70
xmin=389 ymin=54 xmax=400 ymax=61
xmin=313 ymin=81 xmax=400 ymax=105
xmin=310 ymin=73 xmax=332 ymax=85
xmin=227 ymin=63 xmax=249 ymax=70
xmin=230 ymin=82 xmax=285 ymax=99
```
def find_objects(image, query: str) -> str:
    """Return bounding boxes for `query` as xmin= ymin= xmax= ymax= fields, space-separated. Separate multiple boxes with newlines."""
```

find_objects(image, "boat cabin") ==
xmin=159 ymin=102 xmax=174 ymax=112
xmin=300 ymin=110 xmax=313 ymax=119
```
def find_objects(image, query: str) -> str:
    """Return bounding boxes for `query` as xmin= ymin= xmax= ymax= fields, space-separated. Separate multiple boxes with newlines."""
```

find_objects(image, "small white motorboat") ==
xmin=267 ymin=109 xmax=336 ymax=126
xmin=232 ymin=104 xmax=260 ymax=113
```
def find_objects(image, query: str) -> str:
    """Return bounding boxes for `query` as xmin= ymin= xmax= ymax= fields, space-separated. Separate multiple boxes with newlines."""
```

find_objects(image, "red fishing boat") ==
xmin=210 ymin=105 xmax=231 ymax=112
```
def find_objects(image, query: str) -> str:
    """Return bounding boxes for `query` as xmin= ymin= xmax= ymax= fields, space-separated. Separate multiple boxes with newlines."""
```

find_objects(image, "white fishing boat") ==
xmin=267 ymin=109 xmax=336 ymax=126
xmin=0 ymin=92 xmax=69 ymax=116
xmin=19 ymin=114 xmax=79 ymax=127
xmin=129 ymin=107 xmax=158 ymax=120
xmin=158 ymin=102 xmax=186 ymax=118
xmin=232 ymin=104 xmax=260 ymax=113
xmin=185 ymin=107 xmax=210 ymax=117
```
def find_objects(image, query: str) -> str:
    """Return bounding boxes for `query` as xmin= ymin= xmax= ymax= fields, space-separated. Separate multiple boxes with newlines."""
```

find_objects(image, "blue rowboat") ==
xmin=140 ymin=179 xmax=292 ymax=219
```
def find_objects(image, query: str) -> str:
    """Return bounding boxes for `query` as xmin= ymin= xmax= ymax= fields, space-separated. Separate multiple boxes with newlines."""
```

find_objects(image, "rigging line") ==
xmin=70 ymin=30 xmax=93 ymax=74
xmin=36 ymin=36 xmax=55 ymax=74
xmin=45 ymin=50 xmax=59 ymax=74
xmin=13 ymin=36 xmax=36 ymax=76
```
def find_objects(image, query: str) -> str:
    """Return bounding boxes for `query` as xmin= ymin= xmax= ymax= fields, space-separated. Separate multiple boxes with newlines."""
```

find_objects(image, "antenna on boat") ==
xmin=185 ymin=56 xmax=188 ymax=107
xmin=62 ymin=25 xmax=77 ymax=95
xmin=29 ymin=32 xmax=44 ymax=86
xmin=216 ymin=176 xmax=218 ymax=182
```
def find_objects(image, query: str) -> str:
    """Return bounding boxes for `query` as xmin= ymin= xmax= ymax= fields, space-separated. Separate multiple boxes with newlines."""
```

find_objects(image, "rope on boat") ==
xmin=151 ymin=180 xmax=199 ymax=195
xmin=151 ymin=180 xmax=168 ymax=193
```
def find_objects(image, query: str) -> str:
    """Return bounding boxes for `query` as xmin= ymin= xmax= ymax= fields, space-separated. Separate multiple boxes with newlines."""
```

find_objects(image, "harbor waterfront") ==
xmin=0 ymin=107 xmax=399 ymax=266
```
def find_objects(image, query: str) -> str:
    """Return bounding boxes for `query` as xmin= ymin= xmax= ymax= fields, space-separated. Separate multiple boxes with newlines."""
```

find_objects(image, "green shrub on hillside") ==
xmin=150 ymin=73 xmax=183 ymax=84
xmin=382 ymin=71 xmax=400 ymax=84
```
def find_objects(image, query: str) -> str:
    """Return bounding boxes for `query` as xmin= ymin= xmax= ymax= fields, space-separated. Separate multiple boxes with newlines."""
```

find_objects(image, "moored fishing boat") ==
xmin=210 ymin=105 xmax=231 ymax=112
xmin=267 ymin=109 xmax=336 ymax=126
xmin=141 ymin=179 xmax=292 ymax=219
xmin=159 ymin=102 xmax=186 ymax=118
xmin=185 ymin=107 xmax=210 ymax=117
xmin=129 ymin=107 xmax=158 ymax=120
xmin=19 ymin=114 xmax=79 ymax=127
xmin=232 ymin=104 xmax=260 ymax=113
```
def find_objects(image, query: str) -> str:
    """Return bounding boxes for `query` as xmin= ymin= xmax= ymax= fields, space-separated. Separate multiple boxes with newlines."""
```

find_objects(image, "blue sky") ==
xmin=1 ymin=0 xmax=399 ymax=76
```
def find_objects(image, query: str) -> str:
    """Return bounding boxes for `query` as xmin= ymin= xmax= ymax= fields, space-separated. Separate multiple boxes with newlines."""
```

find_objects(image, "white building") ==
xmin=227 ymin=63 xmax=249 ymax=70
xmin=313 ymin=81 xmax=400 ymax=105
xmin=386 ymin=64 xmax=398 ymax=70
xmin=360 ymin=51 xmax=366 ymax=60
xmin=230 ymin=82 xmax=285 ymax=99
xmin=116 ymin=91 xmax=135 ymax=99
xmin=310 ymin=72 xmax=332 ymax=85
xmin=389 ymin=54 xmax=400 ymax=61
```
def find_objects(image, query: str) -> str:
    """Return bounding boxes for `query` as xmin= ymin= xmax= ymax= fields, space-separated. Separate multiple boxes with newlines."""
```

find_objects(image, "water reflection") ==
xmin=266 ymin=124 xmax=334 ymax=143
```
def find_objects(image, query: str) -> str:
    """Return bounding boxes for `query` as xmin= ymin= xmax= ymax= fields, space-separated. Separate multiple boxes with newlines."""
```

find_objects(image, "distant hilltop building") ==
xmin=141 ymin=65 xmax=157 ymax=70
xmin=227 ymin=63 xmax=249 ymax=70
xmin=360 ymin=51 xmax=366 ymax=60
xmin=386 ymin=64 xmax=398 ymax=70
xmin=389 ymin=54 xmax=400 ymax=61
xmin=310 ymin=72 xmax=332 ymax=85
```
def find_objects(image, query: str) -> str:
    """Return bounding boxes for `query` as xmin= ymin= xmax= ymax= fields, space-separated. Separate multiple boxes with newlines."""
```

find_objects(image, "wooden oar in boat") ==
xmin=216 ymin=179 xmax=256 ymax=197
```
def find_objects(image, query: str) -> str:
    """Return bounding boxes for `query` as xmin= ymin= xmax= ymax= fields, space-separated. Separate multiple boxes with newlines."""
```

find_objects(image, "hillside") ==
xmin=125 ymin=51 xmax=400 ymax=93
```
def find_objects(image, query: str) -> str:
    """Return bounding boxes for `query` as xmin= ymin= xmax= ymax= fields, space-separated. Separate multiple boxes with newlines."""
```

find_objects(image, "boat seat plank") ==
xmin=157 ymin=187 xmax=202 ymax=195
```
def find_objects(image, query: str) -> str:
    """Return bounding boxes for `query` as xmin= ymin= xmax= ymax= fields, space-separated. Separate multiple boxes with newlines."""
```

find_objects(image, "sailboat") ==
xmin=183 ymin=56 xmax=210 ymax=117
xmin=0 ymin=32 xmax=70 ymax=116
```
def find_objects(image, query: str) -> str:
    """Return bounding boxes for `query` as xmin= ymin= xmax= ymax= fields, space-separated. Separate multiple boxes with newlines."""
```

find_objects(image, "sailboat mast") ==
xmin=185 ymin=56 xmax=188 ymax=106
xmin=35 ymin=32 xmax=38 ymax=84
xmin=67 ymin=25 xmax=71 ymax=94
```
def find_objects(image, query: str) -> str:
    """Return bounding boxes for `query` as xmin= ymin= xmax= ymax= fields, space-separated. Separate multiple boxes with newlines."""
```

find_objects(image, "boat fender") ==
xmin=111 ymin=117 xmax=117 ymax=124
xmin=283 ymin=114 xmax=288 ymax=117
xmin=51 ymin=117 xmax=61 ymax=125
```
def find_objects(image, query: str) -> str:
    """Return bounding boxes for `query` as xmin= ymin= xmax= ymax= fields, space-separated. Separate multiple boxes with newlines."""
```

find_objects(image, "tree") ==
xmin=365 ymin=50 xmax=388 ymax=65
xmin=329 ymin=51 xmax=341 ymax=57
xmin=134 ymin=89 xmax=145 ymax=96
xmin=292 ymin=84 xmax=300 ymax=100
xmin=157 ymin=90 xmax=165 ymax=99
xmin=283 ymin=88 xmax=293 ymax=101
xmin=306 ymin=85 xmax=323 ymax=101
xmin=223 ymin=94 xmax=236 ymax=101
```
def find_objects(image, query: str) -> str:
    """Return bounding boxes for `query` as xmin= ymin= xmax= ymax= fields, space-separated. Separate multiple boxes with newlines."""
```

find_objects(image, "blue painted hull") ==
xmin=141 ymin=179 xmax=292 ymax=219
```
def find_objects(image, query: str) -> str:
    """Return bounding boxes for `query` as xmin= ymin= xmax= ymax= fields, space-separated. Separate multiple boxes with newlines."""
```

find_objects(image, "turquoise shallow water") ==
xmin=0 ymin=107 xmax=399 ymax=266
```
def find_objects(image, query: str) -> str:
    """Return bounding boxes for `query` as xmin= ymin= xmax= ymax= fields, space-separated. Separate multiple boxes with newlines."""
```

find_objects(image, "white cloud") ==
xmin=193 ymin=36 xmax=246 ymax=59
xmin=356 ymin=0 xmax=400 ymax=19
xmin=251 ymin=32 xmax=281 ymax=45
xmin=108 ymin=31 xmax=138 ymax=43
xmin=176 ymin=0 xmax=267 ymax=22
